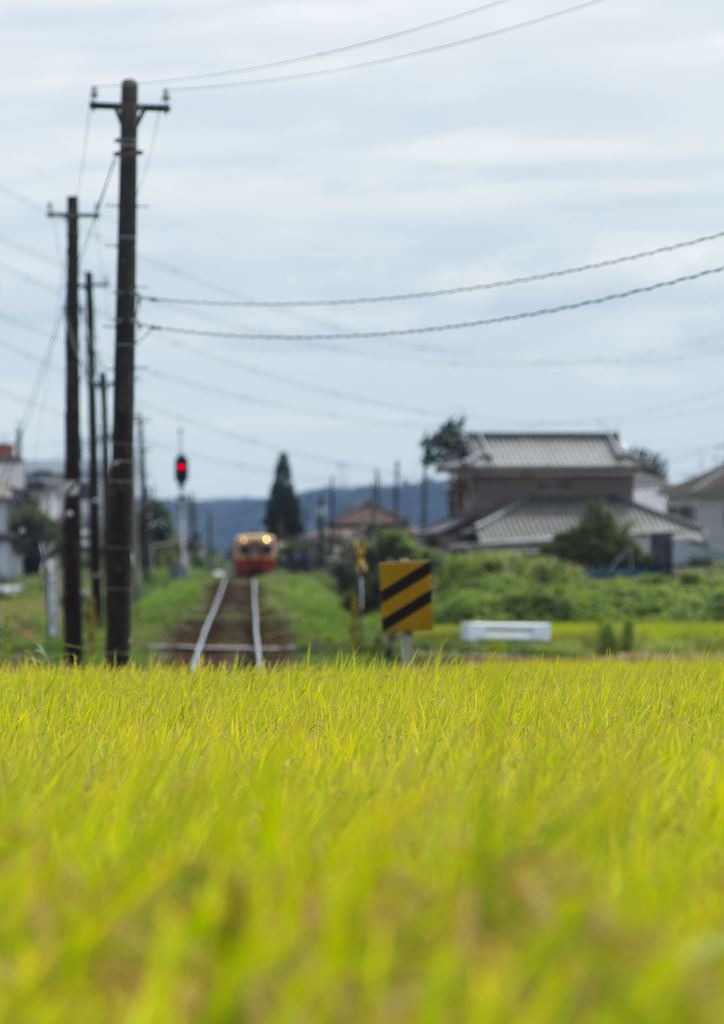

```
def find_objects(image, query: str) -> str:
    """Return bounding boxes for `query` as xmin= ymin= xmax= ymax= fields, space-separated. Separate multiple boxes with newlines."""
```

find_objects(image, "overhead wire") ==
xmin=152 ymin=331 xmax=453 ymax=415
xmin=0 ymin=180 xmax=46 ymax=215
xmin=0 ymin=230 xmax=57 ymax=267
xmin=76 ymin=104 xmax=93 ymax=198
xmin=19 ymin=306 xmax=65 ymax=436
xmin=143 ymin=399 xmax=374 ymax=472
xmin=0 ymin=259 xmax=57 ymax=293
xmin=145 ymin=227 xmax=724 ymax=309
xmin=173 ymin=0 xmax=607 ymax=92
xmin=137 ymin=112 xmax=163 ymax=196
xmin=137 ymin=0 xmax=521 ymax=86
xmin=142 ymin=365 xmax=425 ymax=428
xmin=143 ymin=264 xmax=724 ymax=343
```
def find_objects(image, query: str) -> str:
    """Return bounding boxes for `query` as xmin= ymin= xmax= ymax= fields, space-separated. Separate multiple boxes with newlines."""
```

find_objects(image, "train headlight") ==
xmin=262 ymin=534 xmax=273 ymax=545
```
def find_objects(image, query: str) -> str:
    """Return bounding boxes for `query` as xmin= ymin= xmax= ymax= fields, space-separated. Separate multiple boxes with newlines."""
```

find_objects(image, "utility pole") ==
xmin=328 ymin=476 xmax=336 ymax=524
xmin=205 ymin=510 xmax=214 ymax=561
xmin=420 ymin=462 xmax=429 ymax=529
xmin=137 ymin=415 xmax=151 ymax=581
xmin=315 ymin=493 xmax=327 ymax=567
xmin=393 ymin=460 xmax=401 ymax=520
xmin=85 ymin=272 xmax=102 ymax=623
xmin=98 ymin=371 xmax=110 ymax=547
xmin=48 ymin=196 xmax=96 ymax=663
xmin=92 ymin=81 xmax=170 ymax=664
xmin=189 ymin=494 xmax=198 ymax=563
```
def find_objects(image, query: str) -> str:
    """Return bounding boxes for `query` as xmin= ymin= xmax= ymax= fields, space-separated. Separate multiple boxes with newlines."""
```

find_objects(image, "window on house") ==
xmin=671 ymin=505 xmax=696 ymax=521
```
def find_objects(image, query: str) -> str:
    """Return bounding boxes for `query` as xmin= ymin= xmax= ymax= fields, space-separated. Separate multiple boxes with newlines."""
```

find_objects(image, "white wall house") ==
xmin=669 ymin=464 xmax=724 ymax=564
xmin=0 ymin=485 xmax=23 ymax=580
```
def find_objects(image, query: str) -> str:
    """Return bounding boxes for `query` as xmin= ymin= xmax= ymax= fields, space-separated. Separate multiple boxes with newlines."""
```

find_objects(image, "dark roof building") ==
xmin=330 ymin=501 xmax=409 ymax=532
xmin=425 ymin=432 xmax=705 ymax=568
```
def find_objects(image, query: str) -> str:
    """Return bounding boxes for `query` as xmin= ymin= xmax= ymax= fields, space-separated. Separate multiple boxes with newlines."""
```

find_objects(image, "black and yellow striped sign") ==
xmin=379 ymin=560 xmax=433 ymax=634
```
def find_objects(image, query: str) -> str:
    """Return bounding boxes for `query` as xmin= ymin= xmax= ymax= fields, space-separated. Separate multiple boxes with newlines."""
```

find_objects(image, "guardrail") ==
xmin=460 ymin=621 xmax=552 ymax=644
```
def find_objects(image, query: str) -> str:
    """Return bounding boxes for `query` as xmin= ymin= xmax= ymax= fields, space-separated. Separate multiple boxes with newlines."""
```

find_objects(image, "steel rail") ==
xmin=250 ymin=576 xmax=264 ymax=667
xmin=189 ymin=573 xmax=229 ymax=670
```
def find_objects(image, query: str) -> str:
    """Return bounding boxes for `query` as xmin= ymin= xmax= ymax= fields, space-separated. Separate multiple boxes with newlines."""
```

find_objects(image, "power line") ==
xmin=138 ymin=0 xmax=521 ymax=86
xmin=137 ymin=112 xmax=163 ymax=196
xmin=19 ymin=306 xmax=64 ymax=435
xmin=0 ymin=180 xmax=46 ymax=214
xmin=143 ymin=399 xmax=374 ymax=472
xmin=144 ymin=264 xmax=724 ymax=343
xmin=76 ymin=104 xmax=93 ymax=198
xmin=153 ymin=331 xmax=449 ymax=418
xmin=0 ymin=230 xmax=56 ymax=267
xmin=142 ymin=365 xmax=424 ymax=428
xmin=173 ymin=0 xmax=607 ymax=92
xmin=145 ymin=227 xmax=724 ymax=309
xmin=0 ymin=259 xmax=57 ymax=293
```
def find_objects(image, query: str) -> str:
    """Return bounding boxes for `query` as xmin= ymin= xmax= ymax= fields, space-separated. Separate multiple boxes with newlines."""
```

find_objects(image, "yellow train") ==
xmin=233 ymin=532 xmax=278 ymax=576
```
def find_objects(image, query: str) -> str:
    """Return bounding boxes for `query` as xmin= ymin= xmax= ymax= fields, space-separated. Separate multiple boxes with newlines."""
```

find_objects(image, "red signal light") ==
xmin=175 ymin=454 xmax=188 ymax=485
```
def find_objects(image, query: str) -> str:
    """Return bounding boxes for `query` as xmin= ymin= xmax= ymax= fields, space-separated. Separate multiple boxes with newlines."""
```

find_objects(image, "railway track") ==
xmin=157 ymin=573 xmax=296 ymax=668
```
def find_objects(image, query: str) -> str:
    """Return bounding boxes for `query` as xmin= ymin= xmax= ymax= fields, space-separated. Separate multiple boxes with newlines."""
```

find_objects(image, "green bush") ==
xmin=620 ymin=619 xmax=635 ymax=652
xmin=597 ymin=623 xmax=618 ymax=656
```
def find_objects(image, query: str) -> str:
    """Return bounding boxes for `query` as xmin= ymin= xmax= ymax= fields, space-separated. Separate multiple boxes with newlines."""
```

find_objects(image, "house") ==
xmin=423 ymin=432 xmax=703 ymax=570
xmin=668 ymin=463 xmax=724 ymax=563
xmin=0 ymin=445 xmax=26 ymax=580
xmin=330 ymin=501 xmax=409 ymax=537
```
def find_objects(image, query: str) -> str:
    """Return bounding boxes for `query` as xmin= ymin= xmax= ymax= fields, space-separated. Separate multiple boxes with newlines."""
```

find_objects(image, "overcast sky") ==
xmin=1 ymin=0 xmax=723 ymax=500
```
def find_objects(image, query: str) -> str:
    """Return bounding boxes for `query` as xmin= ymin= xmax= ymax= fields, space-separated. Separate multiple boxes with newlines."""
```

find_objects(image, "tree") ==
xmin=421 ymin=416 xmax=469 ymax=468
xmin=629 ymin=446 xmax=667 ymax=479
xmin=10 ymin=501 xmax=61 ymax=574
xmin=264 ymin=453 xmax=303 ymax=538
xmin=546 ymin=500 xmax=639 ymax=568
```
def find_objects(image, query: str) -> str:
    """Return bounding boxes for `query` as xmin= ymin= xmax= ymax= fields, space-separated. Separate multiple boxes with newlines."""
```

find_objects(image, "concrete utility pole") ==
xmin=328 ymin=476 xmax=336 ymax=524
xmin=420 ymin=462 xmax=429 ymax=529
xmin=92 ymin=80 xmax=169 ymax=664
xmin=98 ymin=371 xmax=110 ymax=547
xmin=137 ymin=415 xmax=151 ymax=581
xmin=85 ymin=272 xmax=102 ymax=622
xmin=48 ymin=196 xmax=96 ymax=663
xmin=205 ymin=510 xmax=214 ymax=560
xmin=393 ymin=460 xmax=401 ymax=519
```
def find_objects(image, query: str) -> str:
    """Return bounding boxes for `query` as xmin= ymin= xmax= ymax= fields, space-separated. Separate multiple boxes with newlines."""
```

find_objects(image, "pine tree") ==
xmin=264 ymin=453 xmax=303 ymax=538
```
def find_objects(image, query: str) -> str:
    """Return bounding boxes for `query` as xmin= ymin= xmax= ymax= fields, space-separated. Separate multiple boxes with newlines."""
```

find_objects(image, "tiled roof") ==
xmin=473 ymin=498 xmax=704 ymax=548
xmin=668 ymin=463 xmax=724 ymax=497
xmin=447 ymin=433 xmax=640 ymax=472
xmin=331 ymin=501 xmax=408 ymax=529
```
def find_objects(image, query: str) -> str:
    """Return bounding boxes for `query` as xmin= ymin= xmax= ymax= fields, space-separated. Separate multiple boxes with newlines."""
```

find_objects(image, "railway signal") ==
xmin=175 ymin=453 xmax=188 ymax=486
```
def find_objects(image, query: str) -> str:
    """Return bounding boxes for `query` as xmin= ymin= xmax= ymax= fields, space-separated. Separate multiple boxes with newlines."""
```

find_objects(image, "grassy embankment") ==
xmin=4 ymin=563 xmax=724 ymax=662
xmin=265 ymin=569 xmax=724 ymax=658
xmin=1 ymin=659 xmax=722 ymax=1021
xmin=0 ymin=568 xmax=213 ymax=663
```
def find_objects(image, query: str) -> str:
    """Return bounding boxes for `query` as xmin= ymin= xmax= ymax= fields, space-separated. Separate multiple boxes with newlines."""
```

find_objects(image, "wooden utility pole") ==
xmin=48 ymin=196 xmax=95 ymax=663
xmin=92 ymin=80 xmax=169 ymax=664
xmin=85 ymin=272 xmax=102 ymax=622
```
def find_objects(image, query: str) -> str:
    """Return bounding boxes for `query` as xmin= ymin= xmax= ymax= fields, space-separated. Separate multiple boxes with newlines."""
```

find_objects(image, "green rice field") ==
xmin=1 ymin=659 xmax=722 ymax=1021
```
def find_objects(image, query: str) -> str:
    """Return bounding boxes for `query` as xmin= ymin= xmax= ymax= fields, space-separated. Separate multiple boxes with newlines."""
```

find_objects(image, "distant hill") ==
xmin=167 ymin=481 xmax=448 ymax=553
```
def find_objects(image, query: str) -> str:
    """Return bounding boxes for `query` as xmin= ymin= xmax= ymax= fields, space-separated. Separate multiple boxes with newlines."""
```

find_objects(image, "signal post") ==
xmin=175 ymin=449 xmax=189 ymax=575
